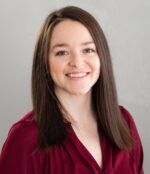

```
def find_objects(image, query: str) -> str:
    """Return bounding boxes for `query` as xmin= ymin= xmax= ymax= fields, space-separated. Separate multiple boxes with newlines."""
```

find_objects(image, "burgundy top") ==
xmin=0 ymin=106 xmax=144 ymax=174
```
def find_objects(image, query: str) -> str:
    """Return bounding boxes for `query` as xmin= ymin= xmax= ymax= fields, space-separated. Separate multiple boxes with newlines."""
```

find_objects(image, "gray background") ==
xmin=0 ymin=0 xmax=149 ymax=173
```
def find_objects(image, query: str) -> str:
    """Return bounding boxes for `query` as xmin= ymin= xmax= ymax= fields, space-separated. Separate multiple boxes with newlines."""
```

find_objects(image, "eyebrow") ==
xmin=51 ymin=41 xmax=95 ymax=50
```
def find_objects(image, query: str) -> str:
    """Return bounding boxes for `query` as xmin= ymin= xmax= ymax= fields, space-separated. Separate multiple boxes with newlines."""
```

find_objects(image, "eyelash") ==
xmin=55 ymin=50 xmax=68 ymax=56
xmin=83 ymin=48 xmax=96 ymax=53
xmin=55 ymin=48 xmax=96 ymax=57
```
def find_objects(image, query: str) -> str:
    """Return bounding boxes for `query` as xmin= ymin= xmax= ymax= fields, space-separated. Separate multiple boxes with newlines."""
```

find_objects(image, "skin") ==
xmin=49 ymin=19 xmax=100 ymax=97
xmin=48 ymin=20 xmax=102 ymax=168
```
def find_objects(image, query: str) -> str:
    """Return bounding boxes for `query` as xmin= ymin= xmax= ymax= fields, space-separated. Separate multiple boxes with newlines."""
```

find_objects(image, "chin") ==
xmin=67 ymin=88 xmax=91 ymax=96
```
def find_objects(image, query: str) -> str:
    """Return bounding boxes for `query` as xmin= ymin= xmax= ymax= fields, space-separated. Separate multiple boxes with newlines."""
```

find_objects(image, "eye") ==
xmin=83 ymin=48 xmax=96 ymax=54
xmin=55 ymin=50 xmax=69 ymax=56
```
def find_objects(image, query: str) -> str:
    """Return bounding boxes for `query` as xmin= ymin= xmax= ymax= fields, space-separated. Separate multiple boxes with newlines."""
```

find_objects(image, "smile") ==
xmin=66 ymin=72 xmax=89 ymax=78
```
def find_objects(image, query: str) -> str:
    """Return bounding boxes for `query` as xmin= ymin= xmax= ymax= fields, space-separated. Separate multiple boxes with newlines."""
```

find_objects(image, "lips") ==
xmin=65 ymin=72 xmax=89 ymax=78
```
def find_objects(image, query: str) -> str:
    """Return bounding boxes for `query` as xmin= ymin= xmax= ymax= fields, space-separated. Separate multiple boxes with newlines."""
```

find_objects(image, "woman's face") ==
xmin=48 ymin=19 xmax=100 ymax=96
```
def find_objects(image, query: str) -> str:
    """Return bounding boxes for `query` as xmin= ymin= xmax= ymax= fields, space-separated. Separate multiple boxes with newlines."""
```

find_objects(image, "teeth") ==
xmin=67 ymin=72 xmax=87 ymax=78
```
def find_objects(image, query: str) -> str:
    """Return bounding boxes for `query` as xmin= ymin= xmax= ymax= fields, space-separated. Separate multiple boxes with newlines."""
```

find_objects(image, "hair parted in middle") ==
xmin=31 ymin=6 xmax=134 ymax=150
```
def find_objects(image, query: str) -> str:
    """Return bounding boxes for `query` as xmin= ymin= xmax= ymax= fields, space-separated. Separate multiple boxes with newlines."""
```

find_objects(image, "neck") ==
xmin=55 ymin=89 xmax=96 ymax=127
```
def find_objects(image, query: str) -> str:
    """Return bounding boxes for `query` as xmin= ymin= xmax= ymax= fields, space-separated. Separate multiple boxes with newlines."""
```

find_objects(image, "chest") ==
xmin=72 ymin=126 xmax=103 ymax=168
xmin=33 ymin=129 xmax=138 ymax=174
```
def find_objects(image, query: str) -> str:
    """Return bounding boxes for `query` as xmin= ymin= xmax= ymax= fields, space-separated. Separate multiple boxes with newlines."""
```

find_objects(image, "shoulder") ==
xmin=119 ymin=105 xmax=140 ymax=141
xmin=9 ymin=111 xmax=38 ymax=136
xmin=8 ymin=111 xmax=37 ymax=143
xmin=119 ymin=105 xmax=143 ymax=154
xmin=119 ymin=105 xmax=133 ymax=123
xmin=0 ymin=111 xmax=39 ymax=173
xmin=1 ymin=111 xmax=38 ymax=157
xmin=119 ymin=106 xmax=141 ymax=137
xmin=119 ymin=106 xmax=144 ymax=173
xmin=119 ymin=105 xmax=137 ymax=131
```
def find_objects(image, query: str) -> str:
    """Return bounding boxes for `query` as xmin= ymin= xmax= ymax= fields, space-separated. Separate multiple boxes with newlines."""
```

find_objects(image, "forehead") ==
xmin=50 ymin=19 xmax=94 ymax=46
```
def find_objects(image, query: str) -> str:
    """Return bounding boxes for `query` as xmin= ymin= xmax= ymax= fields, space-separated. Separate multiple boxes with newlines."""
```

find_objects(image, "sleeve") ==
xmin=120 ymin=106 xmax=144 ymax=174
xmin=0 ymin=122 xmax=36 ymax=174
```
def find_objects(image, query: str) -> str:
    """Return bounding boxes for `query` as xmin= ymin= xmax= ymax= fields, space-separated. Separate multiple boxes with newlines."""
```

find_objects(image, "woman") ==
xmin=0 ymin=6 xmax=144 ymax=174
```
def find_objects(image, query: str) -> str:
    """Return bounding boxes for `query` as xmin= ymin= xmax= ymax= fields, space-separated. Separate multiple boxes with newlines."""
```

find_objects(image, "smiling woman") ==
xmin=49 ymin=19 xmax=100 ymax=95
xmin=0 ymin=6 xmax=144 ymax=174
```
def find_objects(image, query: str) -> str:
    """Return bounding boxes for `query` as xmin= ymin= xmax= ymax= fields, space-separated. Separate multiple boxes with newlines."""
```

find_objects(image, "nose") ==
xmin=69 ymin=53 xmax=84 ymax=68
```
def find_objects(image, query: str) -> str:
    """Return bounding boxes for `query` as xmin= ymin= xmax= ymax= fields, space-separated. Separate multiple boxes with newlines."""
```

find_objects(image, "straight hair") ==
xmin=31 ymin=6 xmax=134 ymax=150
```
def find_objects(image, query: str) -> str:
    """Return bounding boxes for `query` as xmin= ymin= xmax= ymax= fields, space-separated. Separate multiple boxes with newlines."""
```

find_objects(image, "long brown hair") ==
xmin=32 ymin=6 xmax=134 ymax=150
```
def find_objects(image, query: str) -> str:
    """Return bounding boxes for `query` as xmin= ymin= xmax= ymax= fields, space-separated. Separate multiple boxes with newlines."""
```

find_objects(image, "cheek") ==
xmin=91 ymin=58 xmax=101 ymax=74
xmin=49 ymin=59 xmax=65 ymax=76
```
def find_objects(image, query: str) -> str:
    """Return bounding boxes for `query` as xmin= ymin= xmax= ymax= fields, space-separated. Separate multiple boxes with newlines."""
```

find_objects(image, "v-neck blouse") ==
xmin=0 ymin=106 xmax=144 ymax=174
